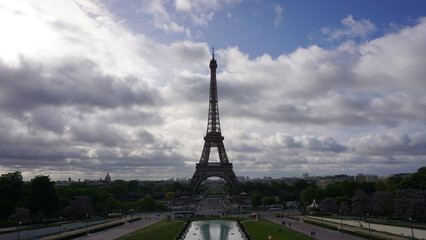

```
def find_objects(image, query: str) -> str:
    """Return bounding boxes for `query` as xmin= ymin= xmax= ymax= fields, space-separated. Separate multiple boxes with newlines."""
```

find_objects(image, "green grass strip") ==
xmin=243 ymin=220 xmax=313 ymax=240
xmin=117 ymin=220 xmax=185 ymax=240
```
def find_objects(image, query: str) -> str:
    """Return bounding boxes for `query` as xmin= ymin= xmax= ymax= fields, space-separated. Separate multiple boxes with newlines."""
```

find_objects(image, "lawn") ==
xmin=243 ymin=220 xmax=313 ymax=240
xmin=116 ymin=218 xmax=313 ymax=240
xmin=117 ymin=220 xmax=185 ymax=240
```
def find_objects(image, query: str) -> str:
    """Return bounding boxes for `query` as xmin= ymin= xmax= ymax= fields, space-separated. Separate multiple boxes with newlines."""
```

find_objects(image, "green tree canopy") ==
xmin=28 ymin=175 xmax=59 ymax=219
xmin=138 ymin=195 xmax=156 ymax=210
xmin=399 ymin=166 xmax=426 ymax=190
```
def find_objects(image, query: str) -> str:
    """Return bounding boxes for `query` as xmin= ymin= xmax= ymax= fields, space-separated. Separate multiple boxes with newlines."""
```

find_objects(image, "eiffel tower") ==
xmin=189 ymin=49 xmax=239 ymax=192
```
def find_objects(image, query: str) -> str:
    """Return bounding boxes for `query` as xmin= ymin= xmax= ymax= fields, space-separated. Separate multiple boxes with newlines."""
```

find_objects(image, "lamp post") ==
xmin=104 ymin=212 xmax=107 ymax=232
xmin=59 ymin=217 xmax=62 ymax=240
xmin=409 ymin=217 xmax=414 ymax=239
xmin=17 ymin=221 xmax=22 ymax=240
xmin=340 ymin=210 xmax=343 ymax=235
xmin=367 ymin=213 xmax=371 ymax=240
xmin=85 ymin=213 xmax=89 ymax=237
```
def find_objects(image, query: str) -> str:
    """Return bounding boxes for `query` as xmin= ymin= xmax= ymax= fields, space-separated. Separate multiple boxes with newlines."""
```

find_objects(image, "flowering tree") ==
xmin=394 ymin=189 xmax=426 ymax=219
xmin=372 ymin=191 xmax=394 ymax=219
xmin=351 ymin=189 xmax=371 ymax=217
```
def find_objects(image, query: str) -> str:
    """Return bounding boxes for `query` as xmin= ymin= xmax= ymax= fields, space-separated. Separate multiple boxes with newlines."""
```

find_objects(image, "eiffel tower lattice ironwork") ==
xmin=189 ymin=49 xmax=239 ymax=192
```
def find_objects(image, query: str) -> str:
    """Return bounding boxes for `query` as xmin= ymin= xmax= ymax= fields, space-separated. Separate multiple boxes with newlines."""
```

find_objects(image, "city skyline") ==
xmin=0 ymin=1 xmax=426 ymax=181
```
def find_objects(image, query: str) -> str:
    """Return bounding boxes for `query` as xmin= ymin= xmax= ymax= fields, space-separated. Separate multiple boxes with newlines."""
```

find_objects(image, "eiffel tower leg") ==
xmin=217 ymin=142 xmax=229 ymax=164
xmin=199 ymin=142 xmax=211 ymax=165
xmin=189 ymin=168 xmax=204 ymax=192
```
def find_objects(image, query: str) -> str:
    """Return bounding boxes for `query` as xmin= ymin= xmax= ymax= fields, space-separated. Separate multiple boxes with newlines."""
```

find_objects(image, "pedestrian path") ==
xmin=289 ymin=216 xmax=413 ymax=240
xmin=269 ymin=217 xmax=363 ymax=240
xmin=306 ymin=215 xmax=425 ymax=239
xmin=80 ymin=219 xmax=159 ymax=240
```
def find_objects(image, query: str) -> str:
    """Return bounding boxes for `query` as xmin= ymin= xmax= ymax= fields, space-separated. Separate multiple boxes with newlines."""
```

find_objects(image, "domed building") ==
xmin=104 ymin=172 xmax=111 ymax=184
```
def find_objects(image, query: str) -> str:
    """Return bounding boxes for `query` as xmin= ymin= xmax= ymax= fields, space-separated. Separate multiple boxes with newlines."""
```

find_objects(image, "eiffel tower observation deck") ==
xmin=189 ymin=49 xmax=239 ymax=192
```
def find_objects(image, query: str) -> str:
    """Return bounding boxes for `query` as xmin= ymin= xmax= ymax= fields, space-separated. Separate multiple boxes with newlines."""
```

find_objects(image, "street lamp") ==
xmin=409 ymin=217 xmax=414 ymax=239
xmin=86 ymin=213 xmax=89 ymax=237
xmin=366 ymin=213 xmax=371 ymax=240
xmin=104 ymin=212 xmax=107 ymax=232
xmin=17 ymin=221 xmax=22 ymax=240
xmin=59 ymin=217 xmax=62 ymax=240
xmin=339 ymin=210 xmax=343 ymax=235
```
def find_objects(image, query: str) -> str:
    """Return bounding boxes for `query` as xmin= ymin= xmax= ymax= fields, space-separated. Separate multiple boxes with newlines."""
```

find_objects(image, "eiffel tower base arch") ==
xmin=189 ymin=163 xmax=239 ymax=193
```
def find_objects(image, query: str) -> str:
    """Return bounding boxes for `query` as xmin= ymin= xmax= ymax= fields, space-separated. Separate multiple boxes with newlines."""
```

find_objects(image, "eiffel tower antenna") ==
xmin=189 ymin=49 xmax=239 ymax=192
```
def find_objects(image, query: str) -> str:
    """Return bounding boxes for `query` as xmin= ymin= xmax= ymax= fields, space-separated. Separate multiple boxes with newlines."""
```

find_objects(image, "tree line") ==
xmin=0 ymin=166 xmax=424 ymax=225
xmin=0 ymin=174 xmax=188 ymax=225
xmin=234 ymin=166 xmax=425 ymax=220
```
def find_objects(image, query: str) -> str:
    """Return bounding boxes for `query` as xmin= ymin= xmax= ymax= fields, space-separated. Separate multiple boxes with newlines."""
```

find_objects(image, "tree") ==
xmin=262 ymin=196 xmax=276 ymax=206
xmin=394 ymin=189 xmax=426 ymax=219
xmin=399 ymin=166 xmax=426 ymax=190
xmin=165 ymin=192 xmax=175 ymax=199
xmin=106 ymin=180 xmax=128 ymax=200
xmin=320 ymin=198 xmax=338 ymax=214
xmin=105 ymin=197 xmax=119 ymax=211
xmin=340 ymin=180 xmax=359 ymax=197
xmin=138 ymin=195 xmax=156 ymax=210
xmin=293 ymin=179 xmax=310 ymax=192
xmin=339 ymin=201 xmax=351 ymax=215
xmin=250 ymin=193 xmax=262 ymax=208
xmin=351 ymin=189 xmax=371 ymax=217
xmin=385 ymin=176 xmax=402 ymax=193
xmin=127 ymin=180 xmax=140 ymax=192
xmin=374 ymin=181 xmax=386 ymax=192
xmin=325 ymin=183 xmax=343 ymax=198
xmin=372 ymin=191 xmax=394 ymax=218
xmin=0 ymin=172 xmax=24 ymax=220
xmin=157 ymin=202 xmax=167 ymax=210
xmin=301 ymin=186 xmax=324 ymax=205
xmin=63 ymin=196 xmax=94 ymax=220
xmin=8 ymin=208 xmax=30 ymax=224
xmin=100 ymin=189 xmax=113 ymax=202
xmin=27 ymin=175 xmax=59 ymax=220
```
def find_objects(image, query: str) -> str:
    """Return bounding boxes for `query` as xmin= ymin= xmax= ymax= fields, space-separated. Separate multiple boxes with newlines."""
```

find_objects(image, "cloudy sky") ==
xmin=1 ymin=0 xmax=426 ymax=181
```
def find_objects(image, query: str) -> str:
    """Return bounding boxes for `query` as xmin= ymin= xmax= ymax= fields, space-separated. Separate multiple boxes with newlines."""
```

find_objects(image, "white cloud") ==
xmin=273 ymin=4 xmax=283 ymax=27
xmin=349 ymin=132 xmax=426 ymax=156
xmin=175 ymin=0 xmax=192 ymax=11
xmin=0 ymin=1 xmax=425 ymax=180
xmin=140 ymin=0 xmax=191 ymax=36
xmin=138 ymin=0 xmax=241 ymax=36
xmin=323 ymin=15 xmax=377 ymax=40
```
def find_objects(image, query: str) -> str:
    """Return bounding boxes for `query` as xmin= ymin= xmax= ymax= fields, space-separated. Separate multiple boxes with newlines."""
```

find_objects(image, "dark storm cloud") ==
xmin=137 ymin=129 xmax=156 ymax=144
xmin=108 ymin=108 xmax=164 ymax=126
xmin=0 ymin=59 xmax=160 ymax=114
xmin=230 ymin=143 xmax=262 ymax=153
xmin=301 ymin=136 xmax=347 ymax=153
xmin=70 ymin=122 xmax=127 ymax=147
xmin=0 ymin=130 xmax=89 ymax=164
xmin=350 ymin=132 xmax=426 ymax=156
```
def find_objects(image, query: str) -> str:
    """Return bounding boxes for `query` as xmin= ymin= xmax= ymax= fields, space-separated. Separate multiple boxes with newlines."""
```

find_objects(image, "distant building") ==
xmin=302 ymin=173 xmax=309 ymax=179
xmin=237 ymin=176 xmax=248 ymax=182
xmin=355 ymin=173 xmax=366 ymax=182
xmin=355 ymin=173 xmax=378 ymax=182
xmin=316 ymin=179 xmax=335 ymax=189
xmin=365 ymin=174 xmax=378 ymax=182
xmin=105 ymin=172 xmax=111 ymax=183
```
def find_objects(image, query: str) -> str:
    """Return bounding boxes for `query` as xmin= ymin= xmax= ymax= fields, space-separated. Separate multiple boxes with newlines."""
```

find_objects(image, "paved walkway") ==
xmin=295 ymin=216 xmax=412 ymax=240
xmin=269 ymin=217 xmax=364 ymax=240
xmin=79 ymin=219 xmax=160 ymax=240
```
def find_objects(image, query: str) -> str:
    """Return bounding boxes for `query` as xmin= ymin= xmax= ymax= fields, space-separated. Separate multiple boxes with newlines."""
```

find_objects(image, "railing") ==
xmin=236 ymin=220 xmax=252 ymax=240
xmin=175 ymin=220 xmax=191 ymax=240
